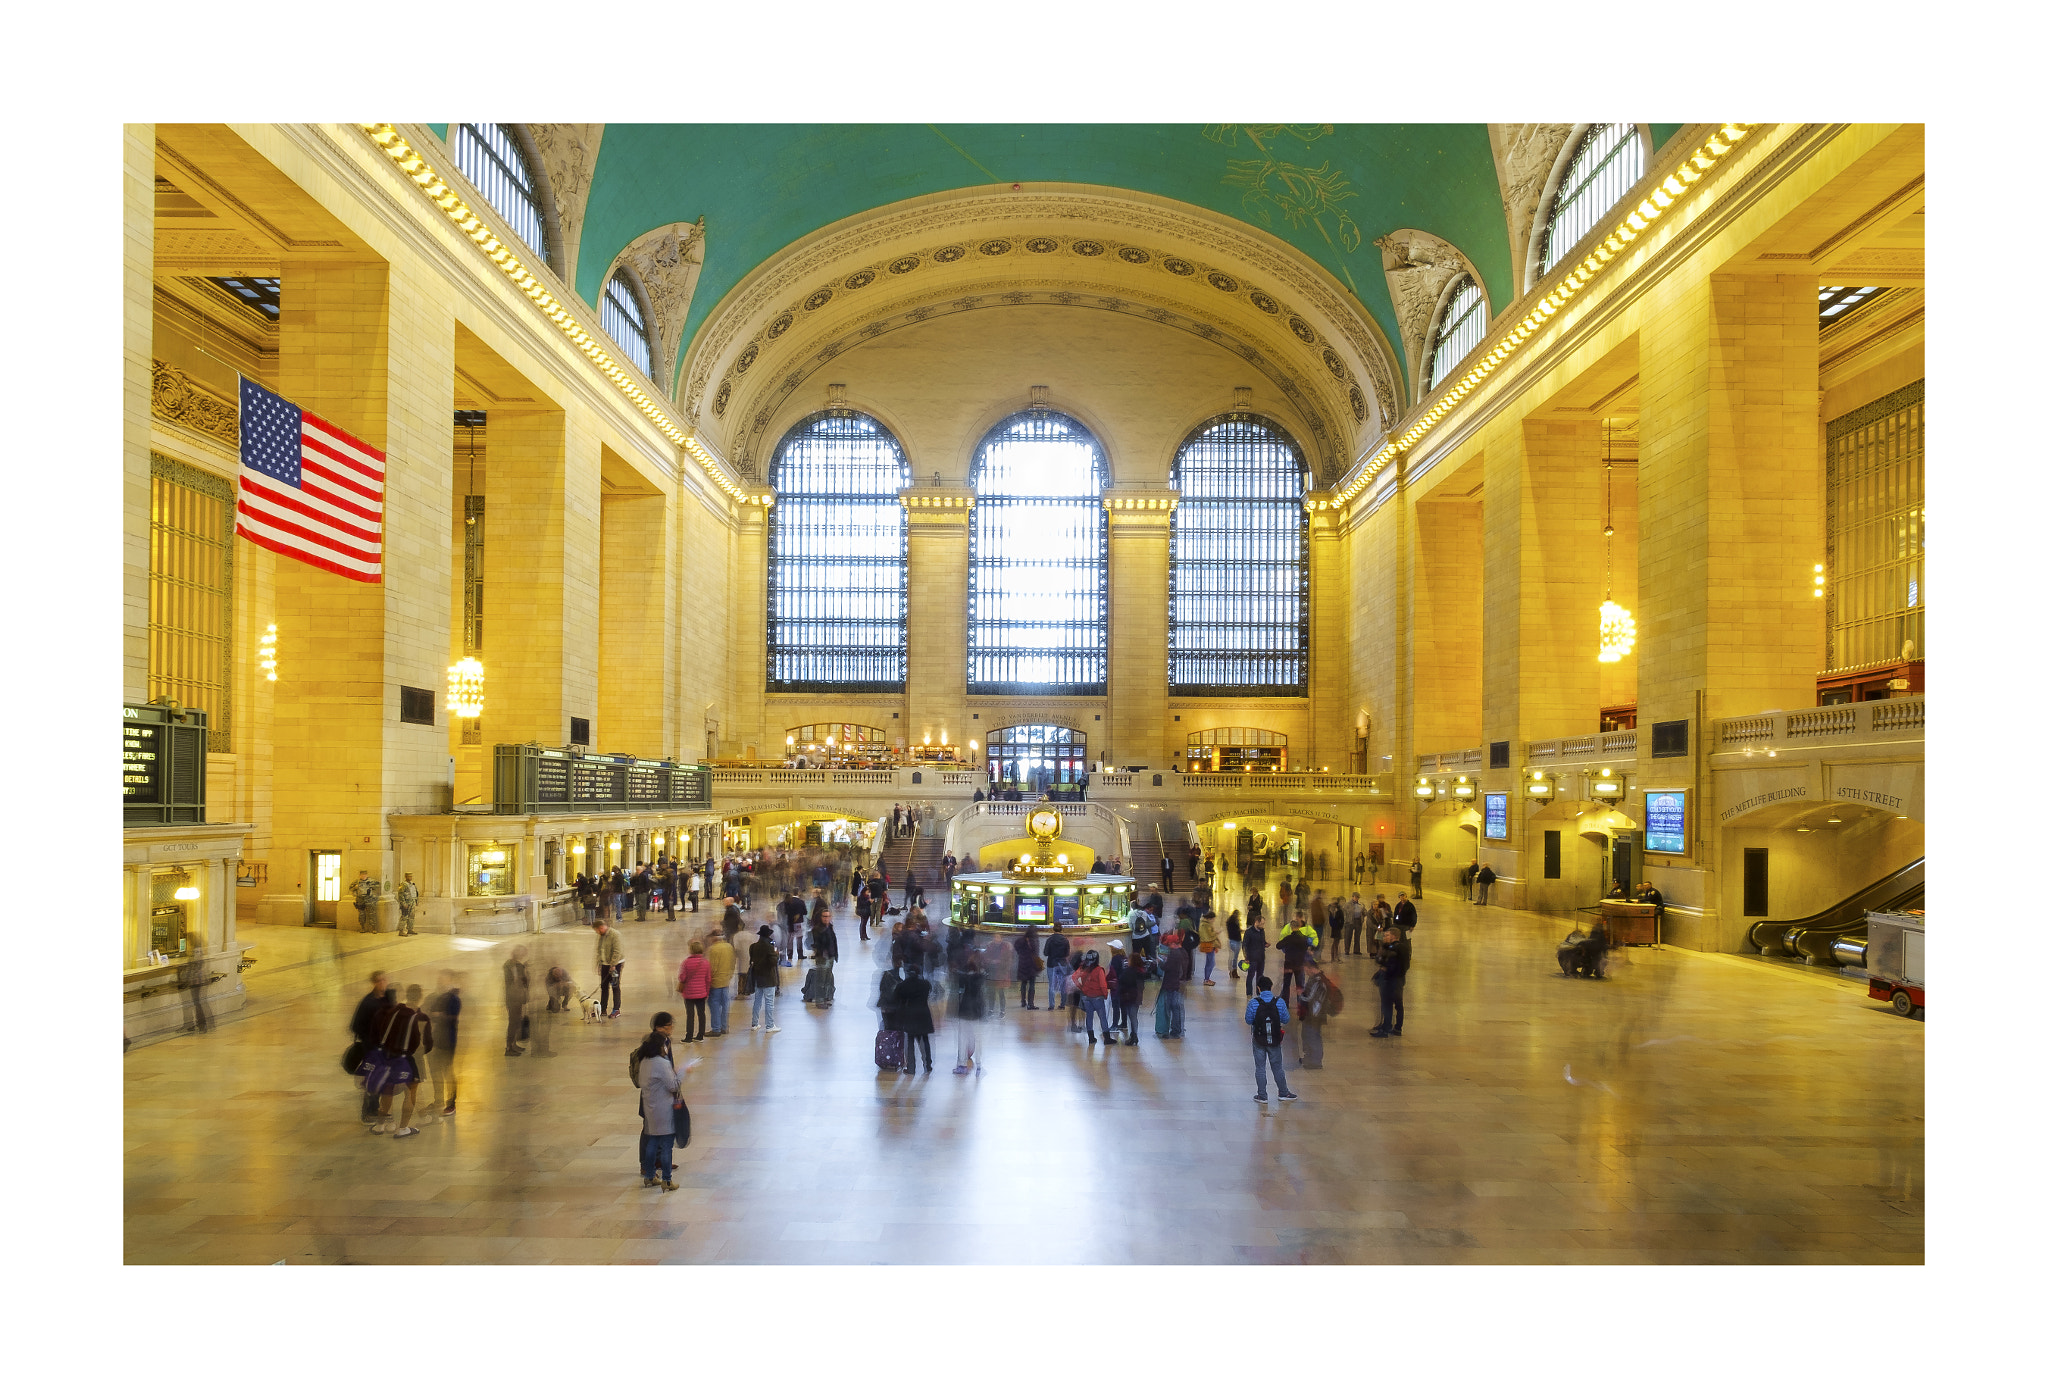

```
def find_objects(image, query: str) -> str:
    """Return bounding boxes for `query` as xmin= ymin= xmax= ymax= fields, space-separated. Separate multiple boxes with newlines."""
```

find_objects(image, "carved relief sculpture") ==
xmin=1375 ymin=229 xmax=1482 ymax=400
xmin=1488 ymin=123 xmax=1576 ymax=294
xmin=616 ymin=219 xmax=706 ymax=402
xmin=526 ymin=123 xmax=604 ymax=285
xmin=151 ymin=359 xmax=239 ymax=446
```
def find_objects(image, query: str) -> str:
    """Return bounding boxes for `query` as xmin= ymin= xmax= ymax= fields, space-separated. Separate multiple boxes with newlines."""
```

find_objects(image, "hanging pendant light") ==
xmin=1597 ymin=420 xmax=1636 ymax=663
xmin=448 ymin=656 xmax=486 ymax=718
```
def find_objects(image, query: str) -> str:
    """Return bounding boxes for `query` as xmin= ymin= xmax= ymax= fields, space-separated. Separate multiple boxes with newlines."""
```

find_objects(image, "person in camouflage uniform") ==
xmin=350 ymin=871 xmax=381 ymax=932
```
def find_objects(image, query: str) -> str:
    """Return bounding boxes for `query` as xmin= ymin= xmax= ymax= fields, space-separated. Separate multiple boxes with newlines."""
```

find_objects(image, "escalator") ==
xmin=1747 ymin=857 xmax=1924 ymax=967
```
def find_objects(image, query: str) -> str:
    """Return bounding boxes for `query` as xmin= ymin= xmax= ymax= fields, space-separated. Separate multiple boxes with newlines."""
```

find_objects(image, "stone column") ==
xmin=1636 ymin=272 xmax=1823 ymax=949
xmin=598 ymin=485 xmax=673 ymax=758
xmin=1305 ymin=496 xmax=1347 ymax=773
xmin=263 ymin=259 xmax=456 ymax=925
xmin=1411 ymin=492 xmax=1483 ymax=756
xmin=124 ymin=124 xmax=154 ymax=705
xmin=900 ymin=490 xmax=971 ymax=753
xmin=482 ymin=405 xmax=601 ymax=747
xmin=1104 ymin=489 xmax=1177 ymax=769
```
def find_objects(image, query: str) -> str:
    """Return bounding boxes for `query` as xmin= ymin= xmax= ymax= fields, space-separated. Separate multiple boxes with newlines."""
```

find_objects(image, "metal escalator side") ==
xmin=1747 ymin=856 xmax=1925 ymax=957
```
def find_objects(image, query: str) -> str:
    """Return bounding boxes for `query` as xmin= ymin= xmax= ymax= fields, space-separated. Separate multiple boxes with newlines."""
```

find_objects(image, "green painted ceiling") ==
xmin=432 ymin=123 xmax=1686 ymax=386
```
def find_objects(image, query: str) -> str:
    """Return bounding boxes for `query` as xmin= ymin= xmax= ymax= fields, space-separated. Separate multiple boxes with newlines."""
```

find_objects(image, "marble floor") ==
xmin=124 ymin=892 xmax=1924 ymax=1264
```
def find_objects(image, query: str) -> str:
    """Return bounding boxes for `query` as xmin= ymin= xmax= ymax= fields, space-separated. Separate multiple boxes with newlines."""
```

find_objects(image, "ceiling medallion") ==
xmin=933 ymin=245 xmax=966 ymax=263
xmin=803 ymin=287 xmax=834 ymax=312
xmin=1073 ymin=240 xmax=1105 ymax=257
xmin=766 ymin=311 xmax=794 ymax=339
xmin=1163 ymin=257 xmax=1195 ymax=276
xmin=888 ymin=256 xmax=920 ymax=275
xmin=844 ymin=269 xmax=877 ymax=290
xmin=735 ymin=344 xmax=758 ymax=374
xmin=1287 ymin=314 xmax=1316 ymax=344
xmin=978 ymin=239 xmax=1013 ymax=256
xmin=1025 ymin=237 xmax=1059 ymax=254
xmin=1249 ymin=290 xmax=1280 ymax=315
xmin=1207 ymin=271 xmax=1240 ymax=293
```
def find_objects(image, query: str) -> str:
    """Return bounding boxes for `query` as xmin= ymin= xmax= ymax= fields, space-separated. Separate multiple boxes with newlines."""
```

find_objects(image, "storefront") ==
xmin=123 ymin=822 xmax=253 ymax=1045
xmin=1186 ymin=726 xmax=1288 ymax=773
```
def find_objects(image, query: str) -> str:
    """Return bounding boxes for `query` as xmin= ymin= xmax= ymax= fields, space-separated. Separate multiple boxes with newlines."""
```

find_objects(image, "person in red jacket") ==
xmin=1072 ymin=950 xmax=1110 ymax=1044
xmin=676 ymin=938 xmax=711 ymax=1042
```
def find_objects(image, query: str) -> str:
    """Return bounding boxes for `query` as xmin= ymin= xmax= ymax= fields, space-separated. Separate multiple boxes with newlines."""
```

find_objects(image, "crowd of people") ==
xmin=341 ymin=847 xmax=1435 ymax=1178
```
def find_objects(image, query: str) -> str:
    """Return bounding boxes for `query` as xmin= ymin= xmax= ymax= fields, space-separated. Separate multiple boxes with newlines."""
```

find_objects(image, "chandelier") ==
xmin=1596 ymin=420 xmax=1635 ymax=663
xmin=447 ymin=656 xmax=486 ymax=718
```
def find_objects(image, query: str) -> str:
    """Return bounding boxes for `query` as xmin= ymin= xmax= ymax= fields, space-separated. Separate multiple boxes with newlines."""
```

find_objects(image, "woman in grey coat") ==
xmin=636 ymin=1031 xmax=694 ymax=1190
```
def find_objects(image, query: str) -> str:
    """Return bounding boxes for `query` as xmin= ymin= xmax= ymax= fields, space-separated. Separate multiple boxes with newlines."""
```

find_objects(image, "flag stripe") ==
xmin=298 ymin=456 xmax=384 ymax=509
xmin=235 ymin=505 xmax=383 ymax=570
xmin=302 ymin=410 xmax=388 ymax=468
xmin=235 ymin=518 xmax=382 ymax=582
xmin=240 ymin=475 xmax=382 ymax=543
xmin=301 ymin=436 xmax=386 ymax=497
xmin=292 ymin=473 xmax=383 ymax=525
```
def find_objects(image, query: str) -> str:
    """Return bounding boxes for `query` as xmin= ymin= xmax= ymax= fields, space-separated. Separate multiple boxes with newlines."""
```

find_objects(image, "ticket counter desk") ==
xmin=947 ymin=872 xmax=1137 ymax=940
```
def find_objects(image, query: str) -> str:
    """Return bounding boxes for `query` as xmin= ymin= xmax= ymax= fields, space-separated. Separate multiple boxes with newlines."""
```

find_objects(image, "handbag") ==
xmin=519 ymin=1015 xmax=531 ymax=1041
xmin=674 ymin=1095 xmax=691 ymax=1149
xmin=342 ymin=1040 xmax=367 ymax=1075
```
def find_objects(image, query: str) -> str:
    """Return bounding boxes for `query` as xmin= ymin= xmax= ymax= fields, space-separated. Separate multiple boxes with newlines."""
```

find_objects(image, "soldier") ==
xmin=350 ymin=871 xmax=381 ymax=933
xmin=395 ymin=872 xmax=420 ymax=936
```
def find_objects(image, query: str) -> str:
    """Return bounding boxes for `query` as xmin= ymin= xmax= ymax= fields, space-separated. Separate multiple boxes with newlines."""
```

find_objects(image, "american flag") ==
xmin=235 ymin=377 xmax=385 ymax=583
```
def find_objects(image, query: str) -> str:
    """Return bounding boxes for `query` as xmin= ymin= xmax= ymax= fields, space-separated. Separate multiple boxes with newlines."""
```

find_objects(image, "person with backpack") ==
xmin=1475 ymin=862 xmax=1497 ymax=906
xmin=1115 ymin=946 xmax=1147 ymax=1048
xmin=1244 ymin=977 xmax=1299 ymax=1103
xmin=1159 ymin=937 xmax=1187 ymax=1038
xmin=1073 ymin=950 xmax=1111 ymax=1045
xmin=349 ymin=970 xmax=395 ymax=1122
xmin=363 ymin=983 xmax=434 ymax=1136
xmin=1276 ymin=915 xmax=1314 ymax=1006
xmin=1296 ymin=960 xmax=1339 ymax=1069
xmin=1240 ymin=916 xmax=1268 ymax=999
xmin=1369 ymin=924 xmax=1411 ymax=1038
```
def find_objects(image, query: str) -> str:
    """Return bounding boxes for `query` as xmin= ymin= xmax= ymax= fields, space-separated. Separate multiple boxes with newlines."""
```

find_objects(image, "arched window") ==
xmin=601 ymin=271 xmax=653 ymax=375
xmin=986 ymin=724 xmax=1088 ymax=792
xmin=767 ymin=412 xmax=910 ymax=692
xmin=451 ymin=122 xmax=548 ymax=261
xmin=1426 ymin=275 xmax=1487 ymax=390
xmin=968 ymin=411 xmax=1108 ymax=695
xmin=1169 ymin=415 xmax=1307 ymax=696
xmin=1540 ymin=123 xmax=1645 ymax=275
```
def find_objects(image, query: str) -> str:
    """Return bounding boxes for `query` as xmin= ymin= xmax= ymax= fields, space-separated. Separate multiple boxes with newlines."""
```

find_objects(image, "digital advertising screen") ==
xmin=1015 ymin=896 xmax=1048 ymax=923
xmin=1053 ymin=895 xmax=1079 ymax=925
xmin=1483 ymin=792 xmax=1509 ymax=841
xmin=1644 ymin=790 xmax=1688 ymax=854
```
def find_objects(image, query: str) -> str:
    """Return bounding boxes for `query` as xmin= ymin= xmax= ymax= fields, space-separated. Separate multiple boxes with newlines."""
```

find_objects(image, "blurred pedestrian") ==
xmin=748 ymin=925 xmax=782 ymax=1033
xmin=1073 ymin=950 xmax=1109 ymax=1044
xmin=1014 ymin=926 xmax=1044 ymax=1009
xmin=350 ymin=970 xmax=394 ymax=1121
xmin=1160 ymin=937 xmax=1187 ymax=1038
xmin=811 ymin=913 xmax=839 ymax=1006
xmin=1369 ymin=924 xmax=1410 ymax=1038
xmin=1245 ymin=976 xmax=1297 ymax=1103
xmin=1116 ymin=948 xmax=1146 ymax=1048
xmin=951 ymin=956 xmax=987 ymax=1074
xmin=677 ymin=939 xmax=711 ymax=1042
xmin=1198 ymin=911 xmax=1221 ymax=985
xmin=1225 ymin=908 xmax=1243 ymax=981
xmin=896 ymin=963 xmax=936 ymax=1074
xmin=501 ymin=948 xmax=530 ymax=1056
xmin=1296 ymin=959 xmax=1335 ymax=1069
xmin=1043 ymin=926 xmax=1071 ymax=1020
xmin=425 ymin=969 xmax=462 ymax=1117
xmin=1241 ymin=916 xmax=1268 ymax=1000
xmin=364 ymin=983 xmax=434 ymax=1137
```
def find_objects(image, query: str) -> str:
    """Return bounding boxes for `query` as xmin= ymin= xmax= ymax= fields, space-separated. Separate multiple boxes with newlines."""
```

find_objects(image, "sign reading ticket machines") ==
xmin=1644 ymin=790 xmax=1688 ymax=855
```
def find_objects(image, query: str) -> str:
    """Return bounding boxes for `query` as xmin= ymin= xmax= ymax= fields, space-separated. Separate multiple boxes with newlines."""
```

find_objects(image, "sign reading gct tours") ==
xmin=1644 ymin=790 xmax=1688 ymax=855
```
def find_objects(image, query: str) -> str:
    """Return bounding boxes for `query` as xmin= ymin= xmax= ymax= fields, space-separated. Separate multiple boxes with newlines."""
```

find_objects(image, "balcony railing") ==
xmin=708 ymin=768 xmax=988 ymax=791
xmin=1715 ymin=695 xmax=1925 ymax=752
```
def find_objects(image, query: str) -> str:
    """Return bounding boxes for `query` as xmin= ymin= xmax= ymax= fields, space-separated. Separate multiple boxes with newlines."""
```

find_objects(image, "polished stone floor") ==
xmin=124 ymin=891 xmax=1924 ymax=1264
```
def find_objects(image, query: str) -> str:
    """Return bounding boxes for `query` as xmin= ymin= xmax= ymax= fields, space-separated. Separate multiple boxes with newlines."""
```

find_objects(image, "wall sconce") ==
xmin=1451 ymin=776 xmax=1476 ymax=801
xmin=258 ymin=623 xmax=278 ymax=681
xmin=969 ymin=739 xmax=979 ymax=752
xmin=571 ymin=842 xmax=585 ymax=855
xmin=1589 ymin=768 xmax=1625 ymax=802
xmin=1413 ymin=779 xmax=1437 ymax=801
xmin=1525 ymin=769 xmax=1555 ymax=799
xmin=447 ymin=656 xmax=485 ymax=718
xmin=172 ymin=883 xmax=201 ymax=901
xmin=608 ymin=840 xmax=621 ymax=851
xmin=653 ymin=835 xmax=664 ymax=847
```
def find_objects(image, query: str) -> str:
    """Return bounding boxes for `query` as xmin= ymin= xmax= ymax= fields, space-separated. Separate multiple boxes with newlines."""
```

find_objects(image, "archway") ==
xmin=985 ymin=724 xmax=1088 ymax=795
xmin=1184 ymin=726 xmax=1289 ymax=773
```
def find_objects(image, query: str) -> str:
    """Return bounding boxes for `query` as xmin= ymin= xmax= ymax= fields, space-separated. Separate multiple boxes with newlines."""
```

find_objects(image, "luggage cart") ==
xmin=1863 ymin=909 xmax=1924 ymax=1019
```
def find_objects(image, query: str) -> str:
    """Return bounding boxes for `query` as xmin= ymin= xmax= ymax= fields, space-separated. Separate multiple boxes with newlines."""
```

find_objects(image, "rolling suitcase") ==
xmin=874 ymin=1029 xmax=906 ymax=1072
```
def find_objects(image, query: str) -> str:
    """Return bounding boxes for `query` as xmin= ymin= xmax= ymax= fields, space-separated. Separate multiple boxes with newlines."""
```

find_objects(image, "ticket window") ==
xmin=150 ymin=870 xmax=190 ymax=956
xmin=311 ymin=851 xmax=342 ymax=926
xmin=467 ymin=842 xmax=517 ymax=897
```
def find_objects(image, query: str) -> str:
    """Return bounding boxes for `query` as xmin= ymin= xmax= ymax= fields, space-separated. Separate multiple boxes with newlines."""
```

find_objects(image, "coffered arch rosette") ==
xmin=678 ymin=186 xmax=1401 ymax=484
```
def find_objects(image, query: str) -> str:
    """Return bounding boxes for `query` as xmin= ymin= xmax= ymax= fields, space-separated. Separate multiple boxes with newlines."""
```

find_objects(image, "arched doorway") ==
xmin=986 ymin=724 xmax=1087 ymax=796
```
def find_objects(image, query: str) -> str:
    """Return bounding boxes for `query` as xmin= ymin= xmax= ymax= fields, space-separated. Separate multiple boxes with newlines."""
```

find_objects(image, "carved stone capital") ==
xmin=151 ymin=359 xmax=239 ymax=445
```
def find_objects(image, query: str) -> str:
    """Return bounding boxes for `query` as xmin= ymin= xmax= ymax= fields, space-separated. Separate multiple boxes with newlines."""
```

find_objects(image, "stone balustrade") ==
xmin=1714 ymin=695 xmax=1925 ymax=752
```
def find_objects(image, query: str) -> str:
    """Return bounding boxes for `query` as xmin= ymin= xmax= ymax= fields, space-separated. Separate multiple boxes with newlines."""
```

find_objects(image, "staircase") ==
xmin=878 ymin=834 xmax=948 ymax=901
xmin=1124 ymin=819 xmax=1170 ymax=892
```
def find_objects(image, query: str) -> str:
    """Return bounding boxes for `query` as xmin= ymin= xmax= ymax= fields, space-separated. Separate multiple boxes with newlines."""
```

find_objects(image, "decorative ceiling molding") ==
xmin=526 ymin=123 xmax=603 ymax=286
xmin=611 ymin=219 xmax=703 ymax=404
xmin=679 ymin=187 xmax=1401 ymax=455
xmin=718 ymin=272 xmax=1348 ymax=482
xmin=1376 ymin=229 xmax=1486 ymax=402
xmin=1488 ymin=123 xmax=1576 ymax=298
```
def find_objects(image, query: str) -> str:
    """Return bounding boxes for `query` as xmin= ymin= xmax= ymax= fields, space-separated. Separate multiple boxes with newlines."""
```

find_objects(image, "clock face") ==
xmin=1028 ymin=808 xmax=1061 ymax=838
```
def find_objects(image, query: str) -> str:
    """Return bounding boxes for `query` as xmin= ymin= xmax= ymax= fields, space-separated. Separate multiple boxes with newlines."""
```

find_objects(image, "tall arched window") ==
xmin=1426 ymin=275 xmax=1487 ymax=390
xmin=451 ymin=122 xmax=548 ymax=261
xmin=601 ymin=270 xmax=653 ymax=375
xmin=1540 ymin=123 xmax=1644 ymax=275
xmin=767 ymin=411 xmax=910 ymax=692
xmin=968 ymin=411 xmax=1108 ymax=695
xmin=1169 ymin=414 xmax=1307 ymax=696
